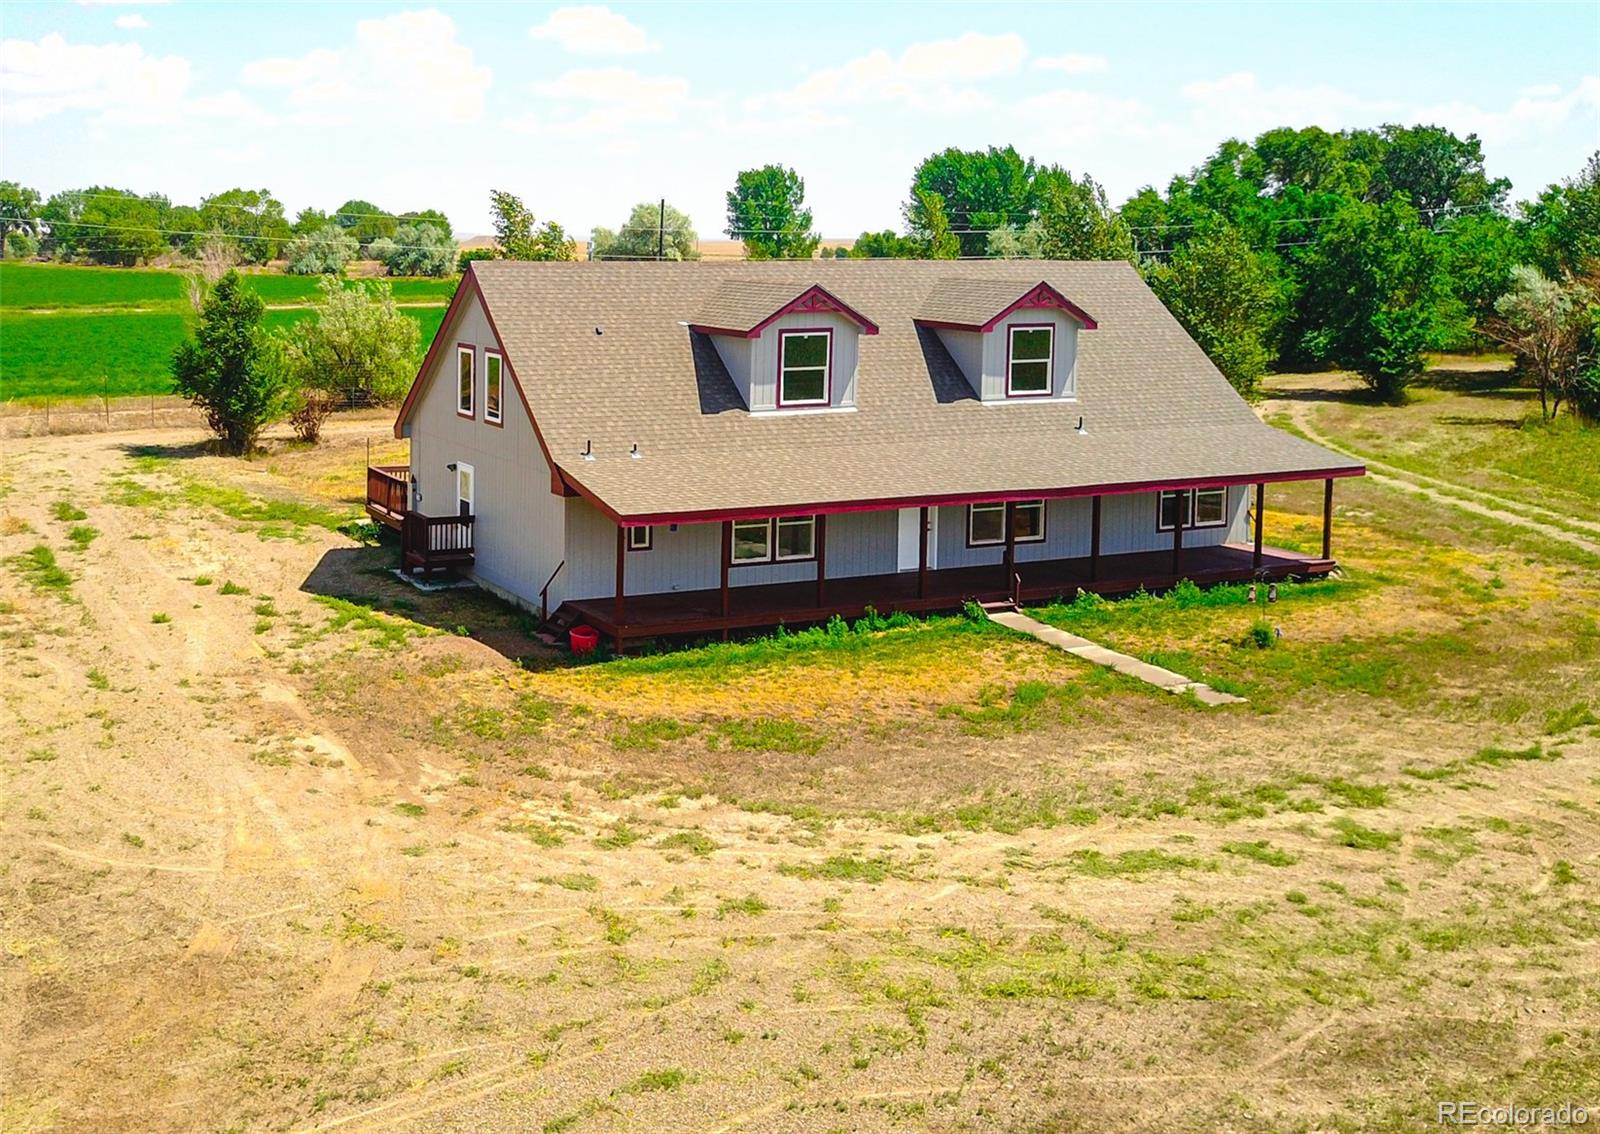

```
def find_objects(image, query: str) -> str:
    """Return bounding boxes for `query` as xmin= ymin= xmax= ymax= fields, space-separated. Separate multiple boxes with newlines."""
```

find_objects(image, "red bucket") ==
xmin=568 ymin=625 xmax=600 ymax=655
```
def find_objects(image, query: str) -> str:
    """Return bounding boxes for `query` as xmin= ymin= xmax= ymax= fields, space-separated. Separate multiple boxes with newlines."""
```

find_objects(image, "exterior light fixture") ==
xmin=1267 ymin=582 xmax=1278 ymax=603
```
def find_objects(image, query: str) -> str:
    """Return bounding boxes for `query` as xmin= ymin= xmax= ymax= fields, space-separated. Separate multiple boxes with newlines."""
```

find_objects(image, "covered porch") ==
xmin=561 ymin=478 xmax=1342 ymax=650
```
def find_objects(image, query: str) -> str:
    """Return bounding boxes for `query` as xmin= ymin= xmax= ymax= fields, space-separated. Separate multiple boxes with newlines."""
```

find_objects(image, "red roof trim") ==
xmin=394 ymin=266 xmax=481 ymax=437
xmin=574 ymin=465 xmax=1366 ymax=526
xmin=916 ymin=281 xmax=1099 ymax=334
xmin=692 ymin=283 xmax=880 ymax=339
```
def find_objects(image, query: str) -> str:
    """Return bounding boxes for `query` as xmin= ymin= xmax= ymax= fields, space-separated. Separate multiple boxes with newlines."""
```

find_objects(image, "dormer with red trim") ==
xmin=690 ymin=281 xmax=879 ymax=413
xmin=916 ymin=278 xmax=1096 ymax=403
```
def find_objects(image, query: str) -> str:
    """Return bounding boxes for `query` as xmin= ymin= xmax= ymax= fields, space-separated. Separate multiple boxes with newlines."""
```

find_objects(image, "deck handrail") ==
xmin=366 ymin=465 xmax=410 ymax=519
xmin=540 ymin=559 xmax=565 ymax=622
xmin=402 ymin=511 xmax=475 ymax=557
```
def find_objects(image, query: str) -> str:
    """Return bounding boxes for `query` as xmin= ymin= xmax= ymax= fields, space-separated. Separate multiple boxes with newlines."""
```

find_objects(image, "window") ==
xmin=456 ymin=346 xmax=474 ymax=417
xmin=775 ymin=515 xmax=816 ymax=561
xmin=1158 ymin=488 xmax=1228 ymax=530
xmin=627 ymin=525 xmax=652 ymax=552
xmin=732 ymin=519 xmax=771 ymax=562
xmin=967 ymin=500 xmax=1046 ymax=546
xmin=484 ymin=350 xmax=503 ymax=424
xmin=730 ymin=516 xmax=818 ymax=563
xmin=456 ymin=463 xmax=474 ymax=517
xmin=778 ymin=329 xmax=831 ymax=407
xmin=1006 ymin=325 xmax=1053 ymax=397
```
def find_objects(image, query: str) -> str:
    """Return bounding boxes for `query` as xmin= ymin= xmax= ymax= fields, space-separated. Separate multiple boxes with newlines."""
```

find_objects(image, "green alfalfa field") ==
xmin=0 ymin=261 xmax=455 ymax=401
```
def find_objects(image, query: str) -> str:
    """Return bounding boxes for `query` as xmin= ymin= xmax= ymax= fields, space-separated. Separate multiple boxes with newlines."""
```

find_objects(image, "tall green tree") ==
xmin=488 ymin=190 xmax=578 ymax=261
xmin=725 ymin=165 xmax=818 ymax=260
xmin=171 ymin=271 xmax=289 ymax=453
xmin=332 ymin=198 xmax=396 ymax=248
xmin=849 ymin=229 xmax=925 ymax=258
xmin=1519 ymin=151 xmax=1600 ymax=278
xmin=1373 ymin=124 xmax=1510 ymax=220
xmin=279 ymin=278 xmax=421 ymax=407
xmin=1032 ymin=171 xmax=1135 ymax=261
xmin=907 ymin=145 xmax=1037 ymax=258
xmin=1147 ymin=224 xmax=1283 ymax=399
xmin=199 ymin=188 xmax=290 ymax=264
xmin=0 ymin=181 xmax=42 ymax=238
xmin=591 ymin=201 xmax=699 ymax=260
xmin=1298 ymin=199 xmax=1462 ymax=400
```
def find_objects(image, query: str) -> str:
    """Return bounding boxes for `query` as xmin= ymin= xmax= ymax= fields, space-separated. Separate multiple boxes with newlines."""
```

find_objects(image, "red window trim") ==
xmin=483 ymin=347 xmax=504 ymax=428
xmin=455 ymin=343 xmax=475 ymax=420
xmin=1004 ymin=323 xmax=1054 ymax=399
xmin=1156 ymin=487 xmax=1229 ymax=532
xmin=728 ymin=515 xmax=818 ymax=566
xmin=966 ymin=500 xmax=1046 ymax=547
xmin=775 ymin=327 xmax=833 ymax=409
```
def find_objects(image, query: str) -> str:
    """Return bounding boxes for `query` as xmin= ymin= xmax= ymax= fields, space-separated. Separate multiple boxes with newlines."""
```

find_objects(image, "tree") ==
xmin=489 ymin=190 xmax=578 ymax=261
xmin=1437 ymin=209 xmax=1525 ymax=331
xmin=68 ymin=188 xmax=163 ymax=265
xmin=171 ymin=271 xmax=289 ymax=454
xmin=164 ymin=204 xmax=202 ymax=250
xmin=850 ymin=229 xmax=925 ymax=258
xmin=332 ymin=198 xmax=396 ymax=249
xmin=279 ymin=278 xmax=421 ymax=407
xmin=1374 ymin=124 xmax=1509 ymax=221
xmin=1032 ymin=172 xmax=1135 ymax=261
xmin=725 ymin=165 xmax=818 ymax=260
xmin=1298 ymin=199 xmax=1462 ymax=400
xmin=1519 ymin=152 xmax=1600 ymax=279
xmin=1484 ymin=266 xmax=1594 ymax=421
xmin=285 ymin=224 xmax=359 ymax=275
xmin=1147 ymin=225 xmax=1283 ymax=399
xmin=913 ymin=189 xmax=959 ymax=260
xmin=6 ymin=231 xmax=39 ymax=260
xmin=591 ymin=201 xmax=699 ymax=260
xmin=399 ymin=209 xmax=453 ymax=238
xmin=0 ymin=181 xmax=42 ymax=238
xmin=907 ymin=146 xmax=1037 ymax=258
xmin=985 ymin=222 xmax=1046 ymax=260
xmin=370 ymin=222 xmax=458 ymax=276
xmin=292 ymin=207 xmax=330 ymax=235
xmin=199 ymin=188 xmax=290 ymax=264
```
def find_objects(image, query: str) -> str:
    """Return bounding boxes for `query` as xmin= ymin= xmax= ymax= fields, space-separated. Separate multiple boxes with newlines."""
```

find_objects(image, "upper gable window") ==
xmin=1006 ymin=325 xmax=1053 ymax=397
xmin=484 ymin=350 xmax=503 ymax=425
xmin=457 ymin=345 xmax=474 ymax=418
xmin=777 ymin=329 xmax=831 ymax=408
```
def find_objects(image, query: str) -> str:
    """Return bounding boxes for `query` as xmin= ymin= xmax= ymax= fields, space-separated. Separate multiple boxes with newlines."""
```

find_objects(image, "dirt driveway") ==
xmin=2 ymin=423 xmax=1596 ymax=1133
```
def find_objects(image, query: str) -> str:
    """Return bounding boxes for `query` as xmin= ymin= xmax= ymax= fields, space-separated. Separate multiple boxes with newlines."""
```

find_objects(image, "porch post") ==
xmin=1003 ymin=501 xmax=1017 ymax=603
xmin=1171 ymin=500 xmax=1184 ymax=577
xmin=917 ymin=506 xmax=929 ymax=600
xmin=815 ymin=513 xmax=828 ymax=608
xmin=1089 ymin=495 xmax=1102 ymax=582
xmin=1322 ymin=478 xmax=1334 ymax=560
xmin=1253 ymin=482 xmax=1265 ymax=569
xmin=720 ymin=520 xmax=732 ymax=639
xmin=613 ymin=524 xmax=626 ymax=652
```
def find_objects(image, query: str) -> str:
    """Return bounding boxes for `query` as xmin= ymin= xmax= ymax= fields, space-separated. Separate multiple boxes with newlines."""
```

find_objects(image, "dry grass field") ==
xmin=1 ymin=364 xmax=1597 ymax=1133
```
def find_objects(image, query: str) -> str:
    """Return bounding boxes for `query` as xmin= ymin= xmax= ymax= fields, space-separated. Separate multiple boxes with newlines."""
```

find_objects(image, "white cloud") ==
xmin=1016 ymin=87 xmax=1149 ymax=145
xmin=1035 ymin=52 xmax=1108 ymax=75
xmin=1413 ymin=76 xmax=1600 ymax=147
xmin=0 ymin=33 xmax=190 ymax=123
xmin=529 ymin=5 xmax=656 ymax=56
xmin=510 ymin=67 xmax=691 ymax=136
xmin=114 ymin=13 xmax=150 ymax=29
xmin=1180 ymin=70 xmax=1394 ymax=138
xmin=242 ymin=9 xmax=490 ymax=125
xmin=747 ymin=32 xmax=1028 ymax=119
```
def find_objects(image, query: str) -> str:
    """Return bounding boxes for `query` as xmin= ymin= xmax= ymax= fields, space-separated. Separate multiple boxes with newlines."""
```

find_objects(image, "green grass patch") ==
xmin=1330 ymin=817 xmax=1400 ymax=851
xmin=219 ymin=580 xmax=248 ymax=595
xmin=540 ymin=873 xmax=599 ymax=892
xmin=655 ymin=830 xmax=718 ymax=857
xmin=612 ymin=717 xmax=698 ymax=751
xmin=312 ymin=595 xmax=424 ymax=649
xmin=709 ymin=717 xmax=824 ymax=755
xmin=778 ymin=855 xmax=893 ymax=883
xmin=66 ymin=525 xmax=98 ymax=549
xmin=500 ymin=820 xmax=565 ymax=848
xmin=1221 ymin=840 xmax=1299 ymax=867
xmin=716 ymin=893 xmax=770 ymax=917
xmin=1067 ymin=848 xmax=1212 ymax=877
xmin=393 ymin=801 xmax=426 ymax=818
xmin=10 ymin=545 xmax=73 ymax=597
xmin=50 ymin=501 xmax=87 ymax=521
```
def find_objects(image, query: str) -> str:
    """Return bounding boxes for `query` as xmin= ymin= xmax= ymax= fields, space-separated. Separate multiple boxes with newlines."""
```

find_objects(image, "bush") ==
xmin=170 ymin=271 xmax=289 ymax=454
xmin=285 ymin=224 xmax=359 ymax=275
xmin=5 ymin=230 xmax=38 ymax=260
xmin=289 ymin=388 xmax=338 ymax=443
xmin=458 ymin=247 xmax=498 ymax=272
xmin=278 ymin=278 xmax=421 ymax=406
xmin=1245 ymin=620 xmax=1276 ymax=649
xmin=1573 ymin=365 xmax=1600 ymax=425
xmin=372 ymin=222 xmax=457 ymax=277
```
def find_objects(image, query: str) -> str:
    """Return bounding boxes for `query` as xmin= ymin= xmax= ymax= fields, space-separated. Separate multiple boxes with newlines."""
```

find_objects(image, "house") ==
xmin=373 ymin=260 xmax=1364 ymax=649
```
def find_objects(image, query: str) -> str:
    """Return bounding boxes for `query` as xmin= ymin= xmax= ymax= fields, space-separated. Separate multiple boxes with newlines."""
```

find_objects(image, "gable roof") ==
xmin=688 ymin=280 xmax=879 ymax=338
xmin=916 ymin=277 xmax=1098 ymax=332
xmin=405 ymin=260 xmax=1360 ymax=523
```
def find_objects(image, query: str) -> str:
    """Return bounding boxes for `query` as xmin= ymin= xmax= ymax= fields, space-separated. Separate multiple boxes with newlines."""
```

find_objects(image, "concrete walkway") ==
xmin=985 ymin=608 xmax=1247 ymax=706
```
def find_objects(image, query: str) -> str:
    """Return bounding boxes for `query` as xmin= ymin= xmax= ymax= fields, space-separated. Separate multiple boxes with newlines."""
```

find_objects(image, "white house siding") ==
xmin=560 ymin=501 xmax=900 ymax=601
xmin=934 ymin=328 xmax=985 ymax=398
xmin=980 ymin=309 xmax=1079 ymax=400
xmin=403 ymin=291 xmax=567 ymax=611
xmin=933 ymin=487 xmax=1250 ymax=569
xmin=746 ymin=311 xmax=861 ymax=410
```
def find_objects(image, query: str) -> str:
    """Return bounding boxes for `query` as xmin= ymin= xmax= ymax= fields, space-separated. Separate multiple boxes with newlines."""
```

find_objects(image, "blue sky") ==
xmin=3 ymin=2 xmax=1596 ymax=241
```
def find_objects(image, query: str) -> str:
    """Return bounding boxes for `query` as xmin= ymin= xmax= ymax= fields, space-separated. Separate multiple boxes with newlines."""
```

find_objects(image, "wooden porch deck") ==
xmin=559 ymin=543 xmax=1333 ymax=647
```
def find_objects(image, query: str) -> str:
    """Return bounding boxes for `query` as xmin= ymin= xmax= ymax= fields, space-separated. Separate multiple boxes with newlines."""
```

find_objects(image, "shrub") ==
xmin=5 ymin=230 xmax=39 ymax=260
xmin=289 ymin=387 xmax=338 ymax=443
xmin=170 ymin=271 xmax=289 ymax=454
xmin=1246 ymin=620 xmax=1276 ymax=649
xmin=284 ymin=223 xmax=358 ymax=275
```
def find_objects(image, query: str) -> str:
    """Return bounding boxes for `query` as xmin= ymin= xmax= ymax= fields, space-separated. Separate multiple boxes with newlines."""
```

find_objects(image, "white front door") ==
xmin=456 ymin=463 xmax=475 ymax=517
xmin=896 ymin=508 xmax=919 ymax=571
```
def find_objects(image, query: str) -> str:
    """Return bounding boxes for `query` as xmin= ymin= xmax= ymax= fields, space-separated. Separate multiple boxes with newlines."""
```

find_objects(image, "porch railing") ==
xmin=365 ymin=464 xmax=409 ymax=526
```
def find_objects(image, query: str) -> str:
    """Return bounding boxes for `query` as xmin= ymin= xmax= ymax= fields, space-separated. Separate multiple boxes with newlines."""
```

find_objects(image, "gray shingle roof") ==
xmin=689 ymin=279 xmax=815 ymax=333
xmin=459 ymin=259 xmax=1359 ymax=521
xmin=916 ymin=276 xmax=1082 ymax=328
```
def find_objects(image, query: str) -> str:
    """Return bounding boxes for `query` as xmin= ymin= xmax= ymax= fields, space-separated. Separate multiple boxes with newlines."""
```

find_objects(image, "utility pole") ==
xmin=657 ymin=198 xmax=665 ymax=261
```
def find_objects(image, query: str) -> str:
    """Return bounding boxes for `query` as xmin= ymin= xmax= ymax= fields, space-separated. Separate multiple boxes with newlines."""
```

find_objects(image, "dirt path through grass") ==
xmin=1268 ymin=384 xmax=1600 ymax=556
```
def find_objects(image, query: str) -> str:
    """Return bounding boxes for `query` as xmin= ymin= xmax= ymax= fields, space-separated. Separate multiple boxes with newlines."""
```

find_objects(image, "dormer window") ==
xmin=1006 ymin=325 xmax=1053 ymax=397
xmin=778 ymin=329 xmax=831 ymax=408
